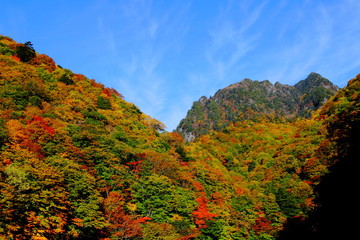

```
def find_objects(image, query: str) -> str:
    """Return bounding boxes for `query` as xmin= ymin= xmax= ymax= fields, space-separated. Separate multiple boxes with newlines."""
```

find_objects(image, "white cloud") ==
xmin=97 ymin=0 xmax=191 ymax=130
xmin=149 ymin=21 xmax=159 ymax=39
xmin=264 ymin=0 xmax=360 ymax=85
xmin=97 ymin=16 xmax=117 ymax=55
xmin=204 ymin=1 xmax=267 ymax=83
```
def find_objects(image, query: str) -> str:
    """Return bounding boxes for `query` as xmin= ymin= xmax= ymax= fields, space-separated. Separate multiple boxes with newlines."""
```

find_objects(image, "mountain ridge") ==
xmin=176 ymin=73 xmax=339 ymax=141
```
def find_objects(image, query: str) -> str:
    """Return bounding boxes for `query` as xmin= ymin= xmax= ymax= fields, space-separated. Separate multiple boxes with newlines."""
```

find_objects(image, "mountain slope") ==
xmin=0 ymin=35 xmax=357 ymax=240
xmin=278 ymin=74 xmax=360 ymax=239
xmin=176 ymin=73 xmax=338 ymax=140
xmin=0 ymin=35 xmax=178 ymax=239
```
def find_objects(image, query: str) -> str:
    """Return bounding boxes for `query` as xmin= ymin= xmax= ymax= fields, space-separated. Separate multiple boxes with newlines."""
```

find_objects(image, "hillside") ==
xmin=0 ymin=35 xmax=177 ymax=239
xmin=176 ymin=73 xmax=338 ymax=141
xmin=0 ymin=35 xmax=358 ymax=240
xmin=278 ymin=74 xmax=360 ymax=239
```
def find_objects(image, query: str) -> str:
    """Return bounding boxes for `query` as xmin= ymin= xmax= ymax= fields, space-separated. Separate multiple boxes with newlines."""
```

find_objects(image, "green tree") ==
xmin=16 ymin=41 xmax=36 ymax=62
xmin=97 ymin=96 xmax=112 ymax=109
xmin=0 ymin=149 xmax=70 ymax=239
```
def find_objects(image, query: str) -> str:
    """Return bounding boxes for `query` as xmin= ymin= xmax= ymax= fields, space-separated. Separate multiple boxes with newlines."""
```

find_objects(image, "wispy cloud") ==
xmin=97 ymin=16 xmax=117 ymax=55
xmin=97 ymin=0 xmax=190 ymax=130
xmin=206 ymin=23 xmax=258 ymax=80
xmin=148 ymin=21 xmax=159 ymax=39
xmin=204 ymin=1 xmax=267 ymax=83
xmin=318 ymin=0 xmax=360 ymax=85
xmin=263 ymin=0 xmax=360 ymax=86
xmin=100 ymin=0 xmax=360 ymax=130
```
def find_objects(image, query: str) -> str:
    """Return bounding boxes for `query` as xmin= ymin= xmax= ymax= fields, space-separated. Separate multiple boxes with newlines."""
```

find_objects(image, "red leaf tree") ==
xmin=103 ymin=191 xmax=150 ymax=238
xmin=191 ymin=182 xmax=217 ymax=230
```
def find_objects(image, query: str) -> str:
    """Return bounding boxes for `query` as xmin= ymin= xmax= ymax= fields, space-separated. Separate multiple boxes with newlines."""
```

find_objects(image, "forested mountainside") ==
xmin=0 ymin=35 xmax=358 ymax=240
xmin=278 ymin=73 xmax=360 ymax=239
xmin=176 ymin=73 xmax=338 ymax=141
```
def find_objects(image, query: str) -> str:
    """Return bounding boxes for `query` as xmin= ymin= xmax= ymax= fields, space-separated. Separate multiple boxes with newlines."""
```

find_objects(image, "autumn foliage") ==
xmin=104 ymin=191 xmax=151 ymax=238
xmin=192 ymin=193 xmax=218 ymax=229
xmin=0 ymin=35 xmax=358 ymax=239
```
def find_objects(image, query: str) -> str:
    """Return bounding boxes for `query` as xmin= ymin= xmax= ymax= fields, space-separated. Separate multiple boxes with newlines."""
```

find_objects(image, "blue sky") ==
xmin=1 ymin=0 xmax=360 ymax=130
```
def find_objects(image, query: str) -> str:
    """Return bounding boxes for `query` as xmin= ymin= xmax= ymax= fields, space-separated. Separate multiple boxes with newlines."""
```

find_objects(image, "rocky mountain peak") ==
xmin=176 ymin=73 xmax=339 ymax=140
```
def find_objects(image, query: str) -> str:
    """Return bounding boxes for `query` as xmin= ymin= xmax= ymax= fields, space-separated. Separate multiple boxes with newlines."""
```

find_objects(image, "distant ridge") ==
xmin=176 ymin=72 xmax=339 ymax=140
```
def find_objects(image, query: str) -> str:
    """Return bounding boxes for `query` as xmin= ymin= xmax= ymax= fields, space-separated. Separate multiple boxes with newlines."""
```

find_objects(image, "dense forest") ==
xmin=0 ymin=35 xmax=359 ymax=240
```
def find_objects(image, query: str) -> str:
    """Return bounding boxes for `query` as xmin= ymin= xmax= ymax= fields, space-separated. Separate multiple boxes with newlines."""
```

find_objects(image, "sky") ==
xmin=1 ymin=0 xmax=360 ymax=131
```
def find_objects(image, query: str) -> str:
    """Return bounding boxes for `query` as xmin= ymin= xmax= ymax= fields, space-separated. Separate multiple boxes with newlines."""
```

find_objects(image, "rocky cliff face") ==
xmin=176 ymin=72 xmax=339 ymax=141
